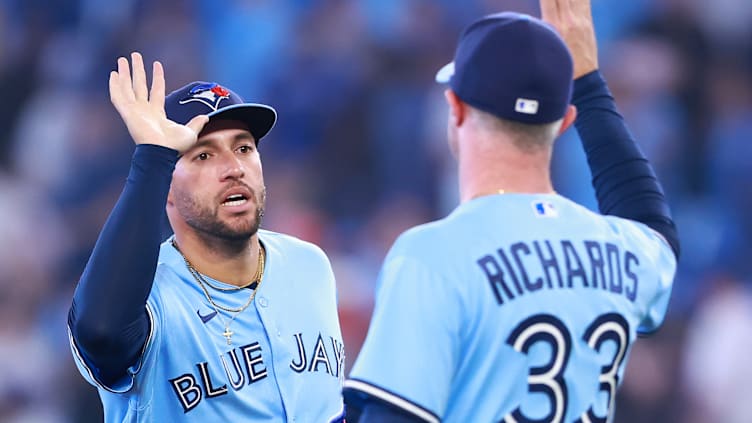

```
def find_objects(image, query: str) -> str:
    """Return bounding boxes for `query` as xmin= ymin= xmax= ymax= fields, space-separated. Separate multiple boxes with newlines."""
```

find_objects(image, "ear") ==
xmin=166 ymin=180 xmax=176 ymax=207
xmin=557 ymin=105 xmax=577 ymax=136
xmin=444 ymin=89 xmax=467 ymax=127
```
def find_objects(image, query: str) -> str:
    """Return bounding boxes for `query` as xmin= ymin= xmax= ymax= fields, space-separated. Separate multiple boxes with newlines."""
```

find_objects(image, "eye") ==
xmin=196 ymin=152 xmax=210 ymax=161
xmin=237 ymin=145 xmax=254 ymax=154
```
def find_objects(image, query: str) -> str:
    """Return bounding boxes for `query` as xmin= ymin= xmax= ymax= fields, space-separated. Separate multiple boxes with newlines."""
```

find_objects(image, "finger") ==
xmin=573 ymin=0 xmax=593 ymax=23
xmin=570 ymin=0 xmax=591 ymax=14
xmin=109 ymin=70 xmax=122 ymax=109
xmin=560 ymin=0 xmax=578 ymax=24
xmin=186 ymin=115 xmax=210 ymax=135
xmin=131 ymin=52 xmax=148 ymax=101
xmin=539 ymin=0 xmax=561 ymax=22
xmin=150 ymin=61 xmax=166 ymax=114
xmin=117 ymin=56 xmax=135 ymax=102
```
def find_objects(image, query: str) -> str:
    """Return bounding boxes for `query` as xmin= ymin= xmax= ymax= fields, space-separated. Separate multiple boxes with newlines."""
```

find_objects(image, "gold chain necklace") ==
xmin=189 ymin=250 xmax=264 ymax=292
xmin=171 ymin=239 xmax=265 ymax=345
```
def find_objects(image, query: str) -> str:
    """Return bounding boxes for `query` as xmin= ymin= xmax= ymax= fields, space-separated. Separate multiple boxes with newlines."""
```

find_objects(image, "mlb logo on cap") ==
xmin=515 ymin=98 xmax=539 ymax=115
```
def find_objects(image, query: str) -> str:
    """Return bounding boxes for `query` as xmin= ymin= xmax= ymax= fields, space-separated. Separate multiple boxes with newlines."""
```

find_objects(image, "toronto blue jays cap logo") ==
xmin=165 ymin=80 xmax=278 ymax=142
xmin=178 ymin=82 xmax=231 ymax=111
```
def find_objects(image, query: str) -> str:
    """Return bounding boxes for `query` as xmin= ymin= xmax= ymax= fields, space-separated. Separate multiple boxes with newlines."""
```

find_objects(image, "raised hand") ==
xmin=540 ymin=0 xmax=598 ymax=79
xmin=109 ymin=52 xmax=209 ymax=153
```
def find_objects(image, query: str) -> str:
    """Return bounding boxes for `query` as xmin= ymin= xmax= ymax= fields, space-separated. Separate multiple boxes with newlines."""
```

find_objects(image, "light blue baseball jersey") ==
xmin=346 ymin=193 xmax=676 ymax=423
xmin=70 ymin=229 xmax=345 ymax=422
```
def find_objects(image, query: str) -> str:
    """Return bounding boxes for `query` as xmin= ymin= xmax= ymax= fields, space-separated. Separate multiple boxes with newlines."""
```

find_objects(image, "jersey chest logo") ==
xmin=167 ymin=331 xmax=344 ymax=414
xmin=196 ymin=309 xmax=218 ymax=324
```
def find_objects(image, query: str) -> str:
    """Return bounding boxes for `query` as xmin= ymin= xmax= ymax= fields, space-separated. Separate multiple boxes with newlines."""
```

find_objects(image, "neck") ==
xmin=173 ymin=231 xmax=262 ymax=287
xmin=457 ymin=131 xmax=554 ymax=202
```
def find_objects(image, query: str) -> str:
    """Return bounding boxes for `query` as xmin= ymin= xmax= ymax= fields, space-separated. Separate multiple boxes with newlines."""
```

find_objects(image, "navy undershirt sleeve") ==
xmin=572 ymin=70 xmax=680 ymax=259
xmin=350 ymin=401 xmax=426 ymax=423
xmin=68 ymin=144 xmax=178 ymax=386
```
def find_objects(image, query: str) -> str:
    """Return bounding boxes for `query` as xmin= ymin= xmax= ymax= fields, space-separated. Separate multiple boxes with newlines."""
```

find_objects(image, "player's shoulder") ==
xmin=258 ymin=228 xmax=324 ymax=251
xmin=567 ymin=200 xmax=676 ymax=267
xmin=258 ymin=228 xmax=331 ymax=263
xmin=547 ymin=195 xmax=668 ymax=244
xmin=153 ymin=239 xmax=184 ymax=282
xmin=394 ymin=217 xmax=450 ymax=245
xmin=601 ymin=213 xmax=673 ymax=252
xmin=386 ymin=218 xmax=457 ymax=266
xmin=389 ymin=194 xmax=577 ymax=250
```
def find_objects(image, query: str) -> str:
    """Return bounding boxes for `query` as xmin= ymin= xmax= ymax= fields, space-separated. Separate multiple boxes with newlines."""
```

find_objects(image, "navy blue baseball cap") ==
xmin=165 ymin=81 xmax=276 ymax=143
xmin=435 ymin=12 xmax=573 ymax=124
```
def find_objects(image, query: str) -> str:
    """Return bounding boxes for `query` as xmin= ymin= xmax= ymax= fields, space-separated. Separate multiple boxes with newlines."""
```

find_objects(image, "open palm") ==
xmin=540 ymin=0 xmax=598 ymax=79
xmin=109 ymin=52 xmax=208 ymax=154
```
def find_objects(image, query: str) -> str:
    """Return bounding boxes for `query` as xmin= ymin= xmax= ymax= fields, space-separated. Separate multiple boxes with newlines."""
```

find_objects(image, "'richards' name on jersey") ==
xmin=477 ymin=239 xmax=639 ymax=305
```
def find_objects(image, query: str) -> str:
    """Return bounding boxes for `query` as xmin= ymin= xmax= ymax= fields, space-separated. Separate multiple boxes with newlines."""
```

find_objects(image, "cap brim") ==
xmin=435 ymin=61 xmax=455 ymax=83
xmin=208 ymin=103 xmax=277 ymax=143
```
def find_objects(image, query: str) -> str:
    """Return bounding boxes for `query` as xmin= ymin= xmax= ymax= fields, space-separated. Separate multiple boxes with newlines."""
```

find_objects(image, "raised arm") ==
xmin=68 ymin=53 xmax=208 ymax=387
xmin=541 ymin=0 xmax=680 ymax=258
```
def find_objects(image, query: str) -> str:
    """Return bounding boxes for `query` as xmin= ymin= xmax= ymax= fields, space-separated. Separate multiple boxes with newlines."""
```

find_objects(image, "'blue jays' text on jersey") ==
xmin=70 ymin=230 xmax=345 ymax=422
xmin=345 ymin=193 xmax=676 ymax=423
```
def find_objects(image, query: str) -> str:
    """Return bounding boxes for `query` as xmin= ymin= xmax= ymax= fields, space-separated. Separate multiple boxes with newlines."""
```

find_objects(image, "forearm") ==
xmin=347 ymin=400 xmax=428 ymax=423
xmin=573 ymin=70 xmax=680 ymax=258
xmin=68 ymin=144 xmax=177 ymax=384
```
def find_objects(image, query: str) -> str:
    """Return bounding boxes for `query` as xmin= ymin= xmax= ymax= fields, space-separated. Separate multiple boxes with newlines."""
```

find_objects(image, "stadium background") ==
xmin=0 ymin=0 xmax=750 ymax=421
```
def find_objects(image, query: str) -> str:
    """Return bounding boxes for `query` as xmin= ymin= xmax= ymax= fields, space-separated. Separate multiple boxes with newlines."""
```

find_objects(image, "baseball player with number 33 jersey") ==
xmin=344 ymin=0 xmax=679 ymax=422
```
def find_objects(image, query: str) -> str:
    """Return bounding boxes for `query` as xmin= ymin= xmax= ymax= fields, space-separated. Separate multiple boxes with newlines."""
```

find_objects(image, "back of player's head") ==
xmin=165 ymin=81 xmax=277 ymax=143
xmin=436 ymin=12 xmax=573 ymax=125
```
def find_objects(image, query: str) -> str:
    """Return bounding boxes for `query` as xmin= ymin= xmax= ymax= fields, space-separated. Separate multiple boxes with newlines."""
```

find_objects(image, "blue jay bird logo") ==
xmin=178 ymin=82 xmax=231 ymax=111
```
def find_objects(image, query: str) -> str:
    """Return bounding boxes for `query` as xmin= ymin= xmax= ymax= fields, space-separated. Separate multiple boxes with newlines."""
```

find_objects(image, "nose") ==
xmin=219 ymin=152 xmax=245 ymax=181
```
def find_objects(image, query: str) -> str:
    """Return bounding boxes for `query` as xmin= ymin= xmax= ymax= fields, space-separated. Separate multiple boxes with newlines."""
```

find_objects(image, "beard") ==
xmin=174 ymin=186 xmax=266 ymax=241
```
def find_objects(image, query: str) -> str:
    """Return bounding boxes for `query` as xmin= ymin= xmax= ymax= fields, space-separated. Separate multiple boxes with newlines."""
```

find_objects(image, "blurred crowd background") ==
xmin=1 ymin=0 xmax=751 ymax=421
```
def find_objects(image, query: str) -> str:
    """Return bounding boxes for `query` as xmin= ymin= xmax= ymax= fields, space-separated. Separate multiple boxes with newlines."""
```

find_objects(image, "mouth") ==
xmin=221 ymin=193 xmax=250 ymax=207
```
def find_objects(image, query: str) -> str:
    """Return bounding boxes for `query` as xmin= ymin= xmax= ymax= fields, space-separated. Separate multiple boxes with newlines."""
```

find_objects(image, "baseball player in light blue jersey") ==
xmin=68 ymin=53 xmax=345 ymax=422
xmin=344 ymin=0 xmax=679 ymax=422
